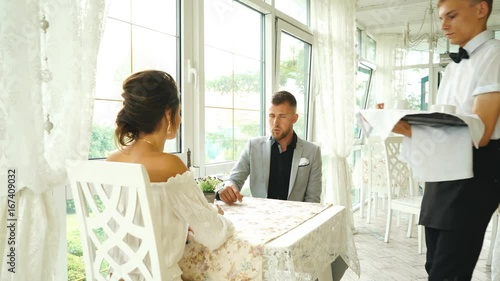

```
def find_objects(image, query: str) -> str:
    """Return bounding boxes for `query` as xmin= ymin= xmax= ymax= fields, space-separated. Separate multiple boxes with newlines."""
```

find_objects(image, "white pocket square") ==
xmin=298 ymin=157 xmax=310 ymax=167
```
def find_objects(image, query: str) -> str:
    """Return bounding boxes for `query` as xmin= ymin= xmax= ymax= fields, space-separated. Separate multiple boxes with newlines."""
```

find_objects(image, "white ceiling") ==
xmin=356 ymin=0 xmax=500 ymax=37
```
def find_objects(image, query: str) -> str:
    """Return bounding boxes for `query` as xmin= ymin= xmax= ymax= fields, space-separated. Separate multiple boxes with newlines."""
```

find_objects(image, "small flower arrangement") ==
xmin=195 ymin=176 xmax=223 ymax=194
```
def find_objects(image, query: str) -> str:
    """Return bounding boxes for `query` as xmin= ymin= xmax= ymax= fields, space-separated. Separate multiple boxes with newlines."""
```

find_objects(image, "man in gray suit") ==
xmin=216 ymin=90 xmax=322 ymax=204
xmin=217 ymin=91 xmax=348 ymax=281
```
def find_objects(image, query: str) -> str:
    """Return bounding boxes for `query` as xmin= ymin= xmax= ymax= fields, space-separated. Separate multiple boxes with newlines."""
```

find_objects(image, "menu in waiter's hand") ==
xmin=401 ymin=112 xmax=467 ymax=127
xmin=357 ymin=109 xmax=485 ymax=148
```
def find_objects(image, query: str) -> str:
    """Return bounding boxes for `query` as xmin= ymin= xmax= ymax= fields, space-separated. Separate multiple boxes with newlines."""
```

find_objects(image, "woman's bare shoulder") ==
xmin=146 ymin=153 xmax=188 ymax=182
xmin=106 ymin=149 xmax=126 ymax=161
xmin=106 ymin=148 xmax=187 ymax=182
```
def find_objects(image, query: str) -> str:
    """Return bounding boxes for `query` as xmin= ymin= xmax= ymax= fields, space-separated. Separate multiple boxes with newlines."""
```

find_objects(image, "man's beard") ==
xmin=272 ymin=127 xmax=291 ymax=141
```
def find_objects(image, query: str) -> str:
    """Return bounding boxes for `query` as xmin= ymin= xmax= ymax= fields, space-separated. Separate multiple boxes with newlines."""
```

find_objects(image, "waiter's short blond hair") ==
xmin=438 ymin=0 xmax=493 ymax=19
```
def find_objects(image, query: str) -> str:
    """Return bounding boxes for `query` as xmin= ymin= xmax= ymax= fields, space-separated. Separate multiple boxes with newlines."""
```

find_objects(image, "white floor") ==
xmin=341 ymin=204 xmax=495 ymax=281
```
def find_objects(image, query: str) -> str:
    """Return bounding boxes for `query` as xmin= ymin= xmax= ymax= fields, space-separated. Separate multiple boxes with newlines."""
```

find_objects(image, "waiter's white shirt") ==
xmin=437 ymin=30 xmax=500 ymax=139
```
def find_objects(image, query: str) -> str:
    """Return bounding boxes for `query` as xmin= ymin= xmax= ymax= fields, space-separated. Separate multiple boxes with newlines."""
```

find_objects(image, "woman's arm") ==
xmin=167 ymin=173 xmax=234 ymax=250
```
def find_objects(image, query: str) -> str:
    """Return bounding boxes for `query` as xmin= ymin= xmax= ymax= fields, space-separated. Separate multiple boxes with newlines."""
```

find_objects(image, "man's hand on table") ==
xmin=217 ymin=184 xmax=243 ymax=205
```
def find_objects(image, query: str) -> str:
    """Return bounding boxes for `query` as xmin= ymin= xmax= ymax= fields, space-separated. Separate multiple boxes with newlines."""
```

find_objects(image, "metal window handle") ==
xmin=186 ymin=59 xmax=198 ymax=90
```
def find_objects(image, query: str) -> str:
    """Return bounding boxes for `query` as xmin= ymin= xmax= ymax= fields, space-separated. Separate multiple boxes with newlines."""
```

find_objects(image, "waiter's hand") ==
xmin=218 ymin=184 xmax=243 ymax=204
xmin=392 ymin=120 xmax=412 ymax=137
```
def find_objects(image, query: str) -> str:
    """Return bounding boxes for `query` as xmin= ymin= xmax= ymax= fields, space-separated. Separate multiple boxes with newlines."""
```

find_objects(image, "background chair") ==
xmin=66 ymin=160 xmax=166 ymax=281
xmin=383 ymin=136 xmax=424 ymax=254
xmin=355 ymin=136 xmax=389 ymax=222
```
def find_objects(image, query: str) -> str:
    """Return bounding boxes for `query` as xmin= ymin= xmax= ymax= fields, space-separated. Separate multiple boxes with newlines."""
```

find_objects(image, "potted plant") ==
xmin=195 ymin=176 xmax=223 ymax=203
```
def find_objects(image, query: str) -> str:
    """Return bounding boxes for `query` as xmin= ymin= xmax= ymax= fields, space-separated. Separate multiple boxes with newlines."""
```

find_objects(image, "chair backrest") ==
xmin=66 ymin=160 xmax=165 ymax=281
xmin=383 ymin=136 xmax=413 ymax=200
xmin=363 ymin=136 xmax=387 ymax=193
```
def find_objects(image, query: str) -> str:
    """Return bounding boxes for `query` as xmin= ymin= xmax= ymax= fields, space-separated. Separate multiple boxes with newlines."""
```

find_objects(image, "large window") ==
xmin=361 ymin=32 xmax=376 ymax=63
xmin=394 ymin=68 xmax=430 ymax=110
xmin=89 ymin=0 xmax=180 ymax=159
xmin=351 ymin=29 xmax=376 ymax=209
xmin=275 ymin=0 xmax=309 ymax=26
xmin=276 ymin=20 xmax=312 ymax=139
xmin=69 ymin=1 xmax=180 ymax=280
xmin=354 ymin=64 xmax=374 ymax=139
xmin=204 ymin=0 xmax=264 ymax=164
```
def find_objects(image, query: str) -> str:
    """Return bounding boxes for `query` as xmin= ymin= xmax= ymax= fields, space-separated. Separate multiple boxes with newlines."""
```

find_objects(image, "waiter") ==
xmin=393 ymin=0 xmax=500 ymax=280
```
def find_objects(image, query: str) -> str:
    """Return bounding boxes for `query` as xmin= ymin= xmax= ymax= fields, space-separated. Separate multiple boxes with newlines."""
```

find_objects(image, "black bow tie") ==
xmin=449 ymin=47 xmax=469 ymax=63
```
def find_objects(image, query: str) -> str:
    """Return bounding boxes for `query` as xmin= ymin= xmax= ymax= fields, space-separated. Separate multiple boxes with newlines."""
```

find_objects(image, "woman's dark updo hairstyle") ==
xmin=115 ymin=70 xmax=180 ymax=148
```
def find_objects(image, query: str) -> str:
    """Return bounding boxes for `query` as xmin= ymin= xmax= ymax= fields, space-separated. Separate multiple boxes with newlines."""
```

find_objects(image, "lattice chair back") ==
xmin=365 ymin=135 xmax=387 ymax=193
xmin=384 ymin=136 xmax=413 ymax=200
xmin=66 ymin=160 xmax=165 ymax=281
xmin=366 ymin=136 xmax=385 ymax=160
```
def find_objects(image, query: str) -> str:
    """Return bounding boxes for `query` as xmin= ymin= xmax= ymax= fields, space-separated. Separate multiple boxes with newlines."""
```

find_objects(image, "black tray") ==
xmin=401 ymin=113 xmax=467 ymax=126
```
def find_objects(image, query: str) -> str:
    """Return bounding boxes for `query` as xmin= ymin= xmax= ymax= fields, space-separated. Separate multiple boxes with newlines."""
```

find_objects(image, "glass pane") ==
xmin=356 ymin=29 xmax=362 ymax=57
xmin=404 ymin=47 xmax=430 ymax=65
xmin=234 ymin=110 xmax=261 ymax=158
xmin=362 ymin=33 xmax=376 ymax=62
xmin=67 ymin=199 xmax=86 ymax=281
xmin=164 ymin=133 xmax=179 ymax=152
xmin=278 ymin=32 xmax=311 ymax=139
xmin=95 ymin=19 xmax=131 ymax=100
xmin=205 ymin=108 xmax=233 ymax=163
xmin=131 ymin=0 xmax=176 ymax=35
xmin=354 ymin=66 xmax=373 ymax=138
xmin=233 ymin=55 xmax=262 ymax=110
xmin=495 ymin=31 xmax=500 ymax=39
xmin=293 ymin=111 xmax=306 ymax=139
xmin=231 ymin=3 xmax=261 ymax=60
xmin=204 ymin=0 xmax=233 ymax=52
xmin=204 ymin=0 xmax=261 ymax=60
xmin=108 ymin=0 xmax=131 ymax=22
xmin=205 ymin=47 xmax=233 ymax=108
xmin=275 ymin=0 xmax=309 ymax=26
xmin=205 ymin=2 xmax=263 ymax=163
xmin=90 ymin=100 xmax=123 ymax=159
xmin=394 ymin=68 xmax=430 ymax=110
xmin=132 ymin=26 xmax=177 ymax=75
xmin=347 ymin=149 xmax=361 ymax=205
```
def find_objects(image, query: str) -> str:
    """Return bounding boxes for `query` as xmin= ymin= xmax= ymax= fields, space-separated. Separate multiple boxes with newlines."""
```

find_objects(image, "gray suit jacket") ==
xmin=227 ymin=135 xmax=322 ymax=202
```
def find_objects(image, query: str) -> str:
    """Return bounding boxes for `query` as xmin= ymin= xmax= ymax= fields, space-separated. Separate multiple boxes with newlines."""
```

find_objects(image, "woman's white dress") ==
xmin=111 ymin=171 xmax=234 ymax=281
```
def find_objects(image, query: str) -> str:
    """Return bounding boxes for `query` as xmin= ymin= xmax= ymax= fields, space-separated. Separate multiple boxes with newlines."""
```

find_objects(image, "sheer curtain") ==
xmin=373 ymin=34 xmax=403 ymax=104
xmin=0 ymin=0 xmax=107 ymax=280
xmin=311 ymin=0 xmax=360 ymax=275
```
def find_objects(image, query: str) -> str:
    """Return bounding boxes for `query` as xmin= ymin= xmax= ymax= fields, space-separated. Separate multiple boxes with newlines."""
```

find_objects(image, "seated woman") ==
xmin=107 ymin=70 xmax=234 ymax=281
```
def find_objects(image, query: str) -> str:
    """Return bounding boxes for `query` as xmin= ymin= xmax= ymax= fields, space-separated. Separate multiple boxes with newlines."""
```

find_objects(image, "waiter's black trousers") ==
xmin=424 ymin=139 xmax=500 ymax=280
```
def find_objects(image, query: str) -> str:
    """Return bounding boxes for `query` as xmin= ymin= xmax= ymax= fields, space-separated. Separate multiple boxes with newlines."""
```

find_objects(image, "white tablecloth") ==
xmin=179 ymin=197 xmax=360 ymax=281
xmin=352 ymin=157 xmax=387 ymax=193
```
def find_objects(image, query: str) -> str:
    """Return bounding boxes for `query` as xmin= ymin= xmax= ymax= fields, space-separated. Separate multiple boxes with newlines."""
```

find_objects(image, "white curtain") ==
xmin=0 ymin=0 xmax=107 ymax=280
xmin=311 ymin=0 xmax=360 ymax=275
xmin=373 ymin=34 xmax=404 ymax=104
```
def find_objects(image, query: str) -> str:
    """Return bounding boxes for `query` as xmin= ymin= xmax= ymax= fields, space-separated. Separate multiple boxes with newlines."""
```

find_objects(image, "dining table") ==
xmin=179 ymin=197 xmax=360 ymax=281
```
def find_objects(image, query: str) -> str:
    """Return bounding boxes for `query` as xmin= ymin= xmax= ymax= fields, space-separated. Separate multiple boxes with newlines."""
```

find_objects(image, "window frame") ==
xmin=274 ymin=18 xmax=313 ymax=140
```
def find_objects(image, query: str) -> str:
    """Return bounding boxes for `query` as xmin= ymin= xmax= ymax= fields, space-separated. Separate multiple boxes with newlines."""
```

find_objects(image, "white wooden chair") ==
xmin=487 ymin=204 xmax=500 ymax=267
xmin=383 ymin=136 xmax=424 ymax=254
xmin=66 ymin=160 xmax=166 ymax=281
xmin=362 ymin=136 xmax=389 ymax=223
